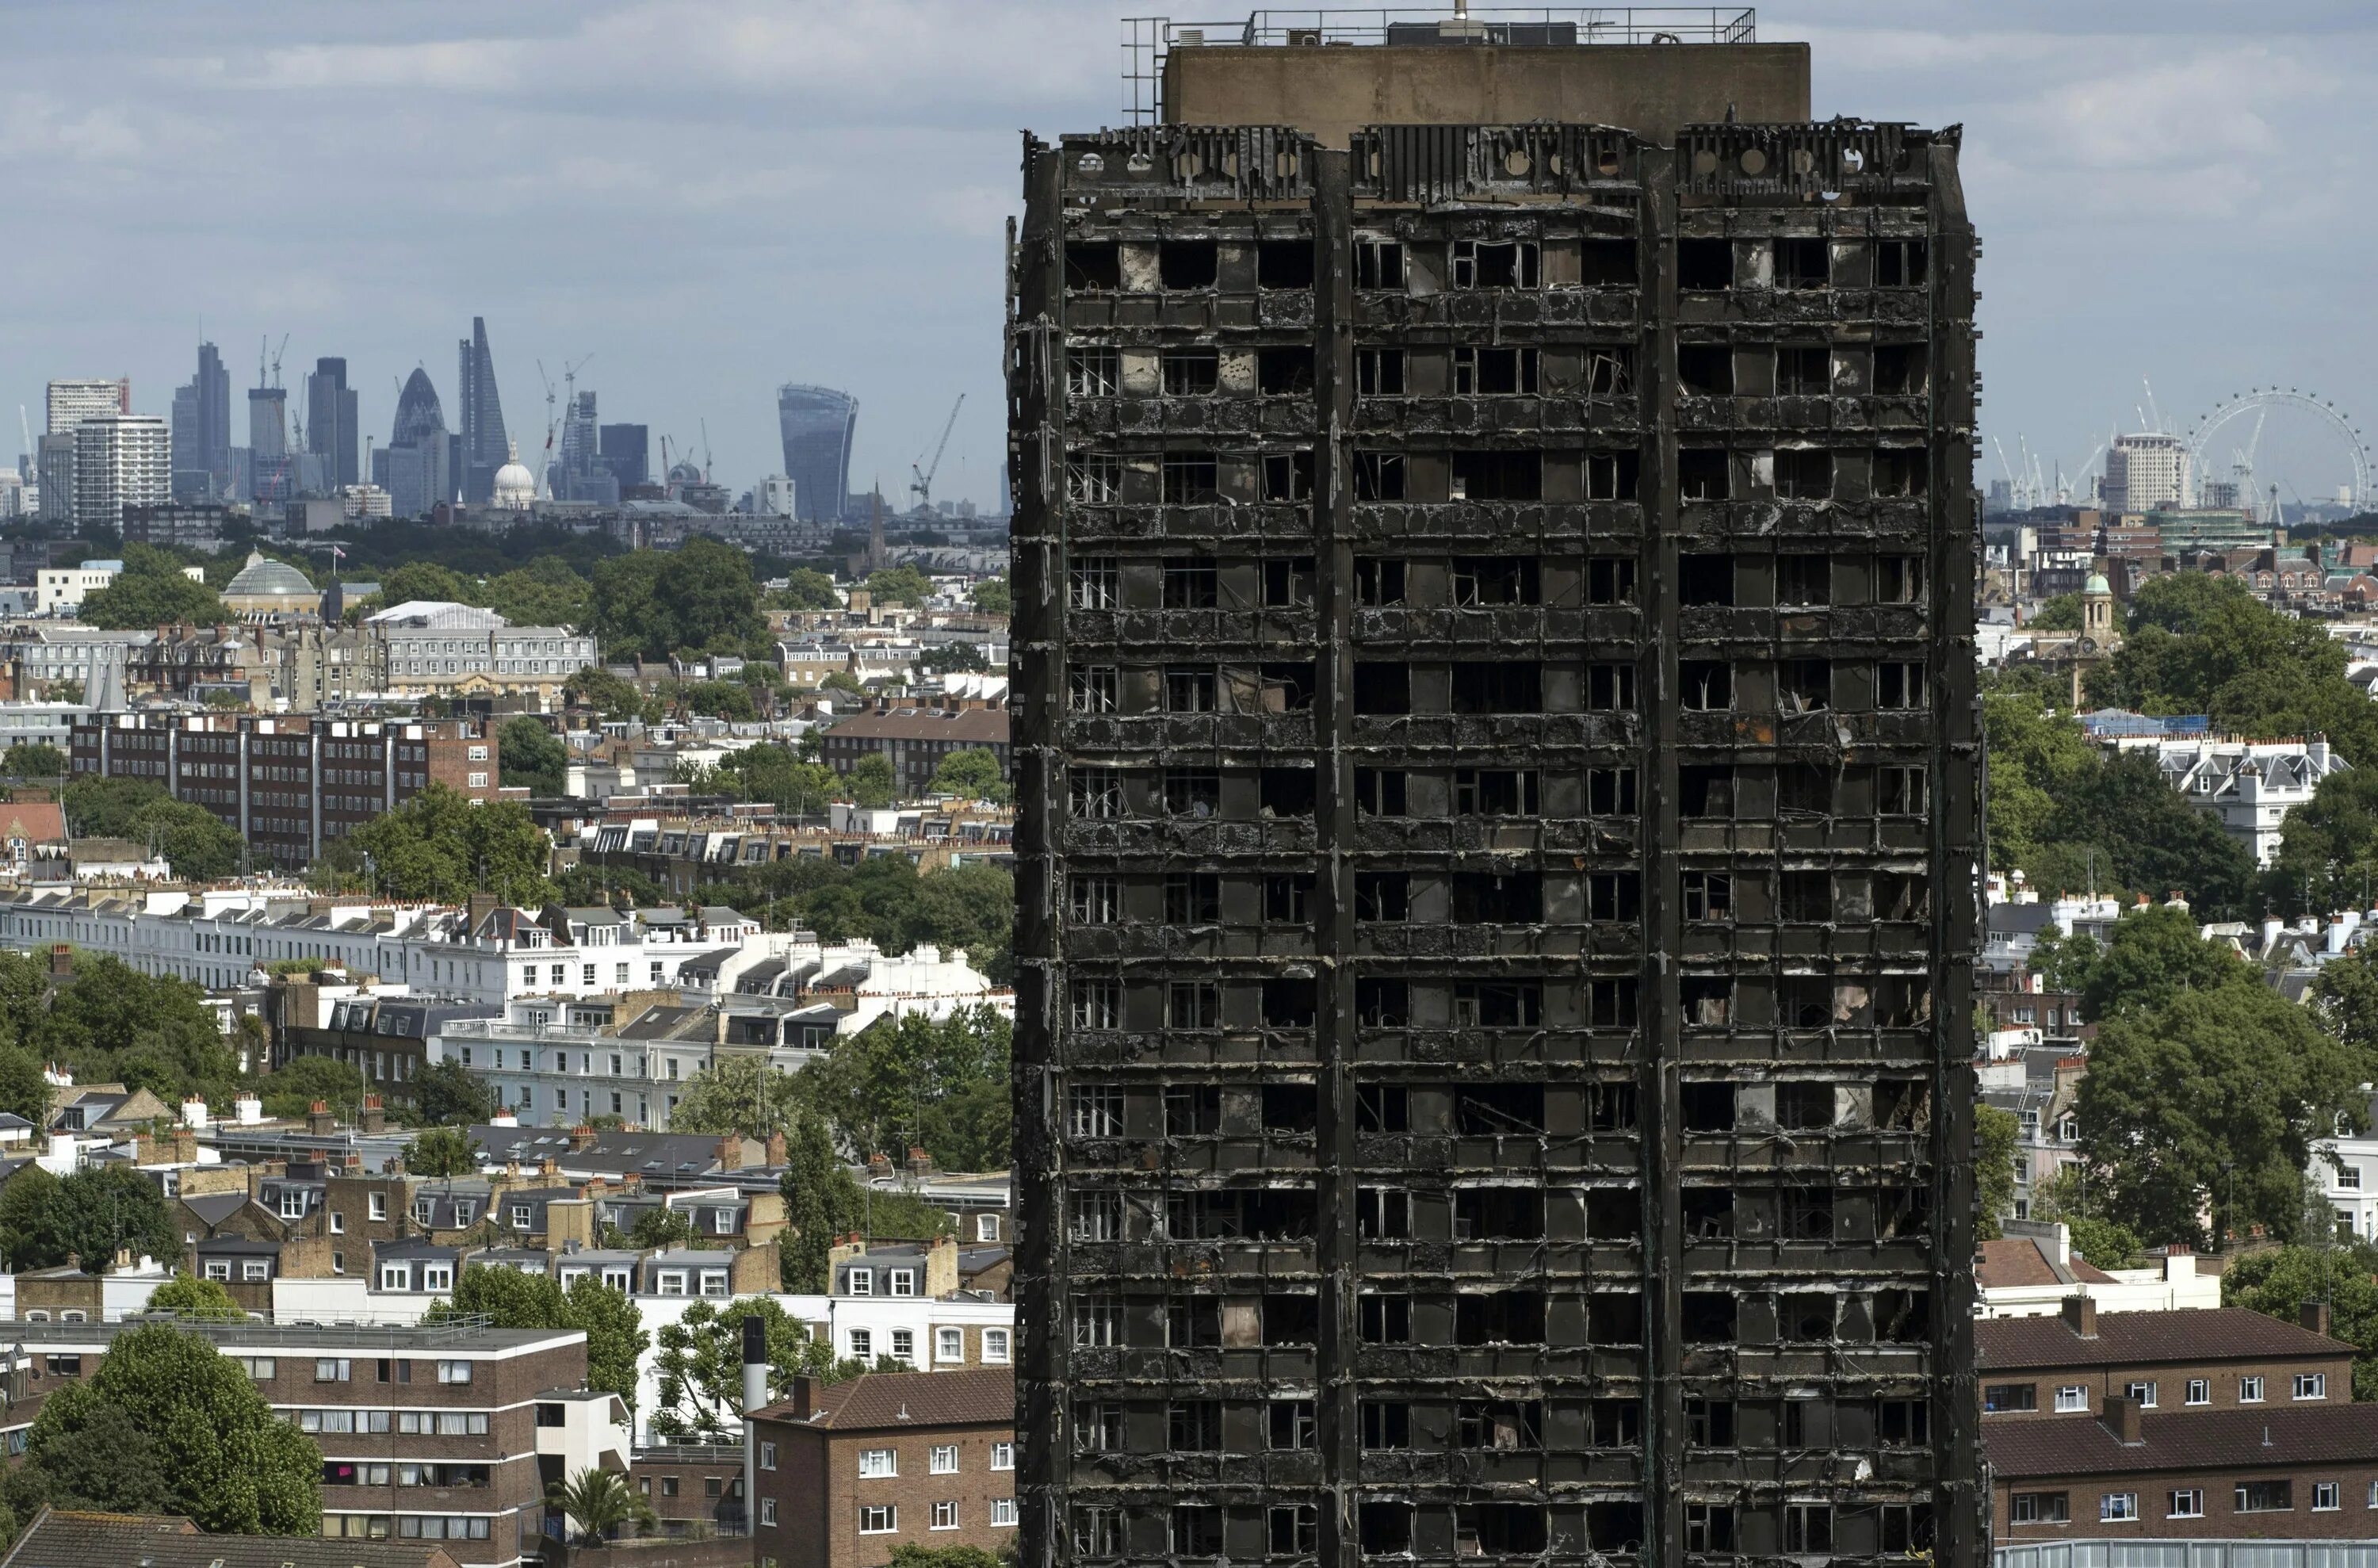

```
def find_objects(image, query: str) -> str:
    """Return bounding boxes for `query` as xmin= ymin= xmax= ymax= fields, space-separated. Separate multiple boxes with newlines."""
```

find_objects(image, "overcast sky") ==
xmin=8 ymin=1 xmax=2373 ymax=513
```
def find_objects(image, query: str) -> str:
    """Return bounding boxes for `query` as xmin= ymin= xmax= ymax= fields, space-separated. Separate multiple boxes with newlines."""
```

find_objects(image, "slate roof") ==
xmin=1976 ymin=1306 xmax=2353 ymax=1371
xmin=754 ymin=1367 xmax=1014 ymax=1432
xmin=0 ymin=1506 xmax=457 ymax=1567
xmin=1986 ymin=1404 xmax=2378 ymax=1479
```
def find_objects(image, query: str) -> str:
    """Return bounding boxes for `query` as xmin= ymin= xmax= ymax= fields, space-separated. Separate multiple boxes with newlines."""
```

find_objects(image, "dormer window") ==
xmin=848 ymin=1268 xmax=874 ymax=1297
xmin=889 ymin=1269 xmax=916 ymax=1298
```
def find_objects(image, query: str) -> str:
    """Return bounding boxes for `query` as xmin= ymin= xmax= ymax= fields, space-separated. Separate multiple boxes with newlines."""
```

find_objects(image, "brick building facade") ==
xmin=1978 ymin=1301 xmax=2356 ymax=1420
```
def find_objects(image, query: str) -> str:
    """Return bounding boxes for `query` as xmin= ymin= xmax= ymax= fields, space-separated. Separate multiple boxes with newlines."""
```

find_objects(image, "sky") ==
xmin=6 ymin=1 xmax=2376 ymax=514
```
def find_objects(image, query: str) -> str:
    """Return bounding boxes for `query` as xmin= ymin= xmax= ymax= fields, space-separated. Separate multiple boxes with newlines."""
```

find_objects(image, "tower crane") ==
xmin=910 ymin=394 xmax=965 ymax=511
xmin=699 ymin=419 xmax=713 ymax=484
xmin=535 ymin=360 xmax=559 ymax=498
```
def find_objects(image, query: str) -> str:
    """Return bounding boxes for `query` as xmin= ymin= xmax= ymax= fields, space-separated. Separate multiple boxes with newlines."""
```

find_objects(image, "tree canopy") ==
xmin=2224 ymin=1242 xmax=2378 ymax=1401
xmin=969 ymin=576 xmax=1011 ymax=614
xmin=592 ymin=537 xmax=766 ymax=658
xmin=428 ymin=1265 xmax=646 ymax=1416
xmin=0 ymin=742 xmax=64 ymax=776
xmin=148 ymin=1271 xmax=249 ymax=1321
xmin=805 ymin=1006 xmax=1012 ymax=1172
xmin=77 ymin=545 xmax=229 ymax=630
xmin=862 ymin=564 xmax=935 ymax=606
xmin=650 ymin=1297 xmax=863 ymax=1441
xmin=845 ymin=753 xmax=897 ymax=809
xmin=926 ymin=748 xmax=1011 ymax=805
xmin=350 ymin=786 xmax=556 ymax=905
xmin=773 ymin=568 xmax=841 ymax=610
xmin=63 ymin=774 xmax=243 ymax=881
xmin=499 ymin=717 xmax=567 ymax=796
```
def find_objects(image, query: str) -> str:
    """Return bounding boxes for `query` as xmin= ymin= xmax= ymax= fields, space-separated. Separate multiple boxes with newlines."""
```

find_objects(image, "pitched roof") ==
xmin=1976 ymin=1306 xmax=2352 ymax=1371
xmin=754 ymin=1367 xmax=1014 ymax=1432
xmin=0 ymin=1506 xmax=457 ymax=1567
xmin=1986 ymin=1404 xmax=2378 ymax=1479
xmin=1976 ymin=1236 xmax=2114 ymax=1291
xmin=822 ymin=708 xmax=1010 ymax=745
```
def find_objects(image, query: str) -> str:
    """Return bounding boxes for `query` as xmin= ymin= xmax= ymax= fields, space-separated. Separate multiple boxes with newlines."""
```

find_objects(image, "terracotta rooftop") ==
xmin=1988 ymin=1404 xmax=2378 ymax=1479
xmin=1978 ymin=1235 xmax=2116 ymax=1290
xmin=1978 ymin=1307 xmax=2353 ymax=1372
xmin=754 ymin=1367 xmax=1014 ymax=1432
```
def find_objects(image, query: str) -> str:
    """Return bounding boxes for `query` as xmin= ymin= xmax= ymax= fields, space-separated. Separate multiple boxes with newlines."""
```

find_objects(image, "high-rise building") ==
xmin=42 ymin=378 xmax=129 ymax=521
xmin=304 ymin=356 xmax=360 ymax=490
xmin=247 ymin=385 xmax=290 ymax=505
xmin=598 ymin=423 xmax=650 ymax=491
xmin=196 ymin=341 xmax=232 ymax=496
xmin=2101 ymin=432 xmax=2188 ymax=514
xmin=34 ymin=436 xmax=75 ymax=524
xmin=170 ymin=382 xmax=205 ymax=499
xmin=1010 ymin=25 xmax=1980 ymax=1568
xmin=776 ymin=384 xmax=858 ymax=522
xmin=552 ymin=390 xmax=615 ymax=503
xmin=72 ymin=414 xmax=169 ymax=534
xmin=384 ymin=369 xmax=450 ymax=521
xmin=457 ymin=316 xmax=510 ymax=504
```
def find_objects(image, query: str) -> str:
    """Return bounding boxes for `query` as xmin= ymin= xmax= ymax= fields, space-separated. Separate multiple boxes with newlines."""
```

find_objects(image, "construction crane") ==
xmin=909 ymin=393 xmax=965 ymax=511
xmin=535 ymin=360 xmax=559 ymax=498
xmin=698 ymin=419 xmax=713 ymax=484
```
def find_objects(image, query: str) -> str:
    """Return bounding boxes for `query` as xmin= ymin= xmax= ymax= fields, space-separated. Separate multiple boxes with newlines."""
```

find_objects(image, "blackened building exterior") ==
xmin=1009 ymin=26 xmax=1982 ymax=1568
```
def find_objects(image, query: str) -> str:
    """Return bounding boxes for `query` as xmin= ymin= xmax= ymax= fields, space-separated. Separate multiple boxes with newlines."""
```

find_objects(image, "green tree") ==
xmin=2064 ymin=1214 xmax=2145 ymax=1270
xmin=411 ymin=1057 xmax=499 ymax=1125
xmin=565 ymin=665 xmax=651 ymax=722
xmin=39 ymin=1164 xmax=178 ymax=1273
xmin=845 ymin=753 xmax=897 ymax=809
xmin=2077 ymin=981 xmax=2371 ymax=1249
xmin=256 ymin=1054 xmax=365 ymax=1122
xmin=774 ymin=568 xmax=841 ymax=610
xmin=650 ymin=1297 xmax=862 ymax=1441
xmin=1975 ymin=1105 xmax=2018 ymax=1242
xmin=679 ymin=681 xmax=758 ymax=722
xmin=22 ymin=1323 xmax=320 ymax=1533
xmin=147 ymin=1271 xmax=248 ymax=1321
xmin=2223 ymin=1241 xmax=2378 ymax=1400
xmin=925 ymin=748 xmax=1011 ymax=805
xmin=782 ymin=1110 xmax=865 ymax=1292
xmin=62 ymin=774 xmax=243 ymax=881
xmin=629 ymin=1206 xmax=693 ymax=1249
xmin=426 ymin=1264 xmax=647 ymax=1416
xmin=2079 ymin=902 xmax=2250 ymax=1024
xmin=592 ymin=540 xmax=766 ymax=658
xmin=406 ymin=1126 xmax=483 ymax=1178
xmin=77 ymin=546 xmax=229 ymax=629
xmin=691 ymin=744 xmax=839 ymax=819
xmin=887 ymin=1547 xmax=1010 ymax=1568
xmin=864 ymin=564 xmax=935 ymax=606
xmin=806 ymin=1007 xmax=1013 ymax=1171
xmin=2025 ymin=927 xmax=2101 ymax=999
xmin=666 ymin=1054 xmax=808 ymax=1143
xmin=969 ymin=576 xmax=1011 ymax=614
xmin=0 ymin=1166 xmax=61 ymax=1270
xmin=377 ymin=560 xmax=482 ymax=606
xmin=547 ymin=1466 xmax=654 ymax=1545
xmin=2024 ymin=592 xmax=2083 ymax=631
xmin=2270 ymin=768 xmax=2378 ymax=917
xmin=486 ymin=556 xmax=591 ymax=629
xmin=0 ymin=742 xmax=64 ymax=776
xmin=4 ymin=1398 xmax=174 ymax=1520
xmin=0 ymin=1048 xmax=45 ymax=1125
xmin=819 ymin=671 xmax=866 ymax=699
xmin=499 ymin=716 xmax=568 ymax=796
xmin=351 ymin=785 xmax=556 ymax=905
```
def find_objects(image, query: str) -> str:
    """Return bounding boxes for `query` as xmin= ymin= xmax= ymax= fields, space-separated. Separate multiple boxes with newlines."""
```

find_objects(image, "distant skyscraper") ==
xmin=775 ymin=384 xmax=858 ymax=523
xmin=195 ymin=342 xmax=232 ymax=496
xmin=598 ymin=423 xmax=649 ymax=492
xmin=384 ymin=368 xmax=450 ymax=520
xmin=552 ymin=391 xmax=614 ymax=502
xmin=305 ymin=357 xmax=360 ymax=490
xmin=457 ymin=317 xmax=509 ymax=504
xmin=43 ymin=378 xmax=130 ymax=521
xmin=72 ymin=415 xmax=169 ymax=534
xmin=248 ymin=385 xmax=290 ymax=505
xmin=170 ymin=382 xmax=205 ymax=499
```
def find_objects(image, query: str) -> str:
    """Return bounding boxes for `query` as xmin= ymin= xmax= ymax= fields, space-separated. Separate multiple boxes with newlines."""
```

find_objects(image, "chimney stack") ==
xmin=306 ymin=1100 xmax=336 ymax=1137
xmin=2060 ymin=1294 xmax=2098 ymax=1339
xmin=359 ymin=1094 xmax=385 ymax=1135
xmin=48 ymin=944 xmax=71 ymax=978
xmin=2101 ymin=1393 xmax=2143 ymax=1445
xmin=2303 ymin=1299 xmax=2334 ymax=1338
xmin=570 ymin=1125 xmax=597 ymax=1152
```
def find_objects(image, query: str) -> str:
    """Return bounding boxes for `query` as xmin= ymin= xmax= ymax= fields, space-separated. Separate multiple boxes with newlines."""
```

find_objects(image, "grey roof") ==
xmin=0 ymin=1506 xmax=453 ymax=1568
xmin=180 ymin=1190 xmax=250 ymax=1227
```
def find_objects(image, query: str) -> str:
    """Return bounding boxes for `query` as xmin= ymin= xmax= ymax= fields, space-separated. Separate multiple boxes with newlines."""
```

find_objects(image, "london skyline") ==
xmin=6 ymin=0 xmax=2374 ymax=508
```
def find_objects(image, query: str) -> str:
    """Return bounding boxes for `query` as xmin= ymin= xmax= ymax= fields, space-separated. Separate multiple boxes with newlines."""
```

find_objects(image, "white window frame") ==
xmin=991 ymin=1441 xmax=1015 ymax=1471
xmin=983 ymin=1328 xmax=1011 ymax=1364
xmin=2315 ymin=1482 xmax=2342 ymax=1511
xmin=849 ymin=1329 xmax=873 ymax=1361
xmin=2124 ymin=1381 xmax=2156 ymax=1409
xmin=2167 ymin=1490 xmax=2204 ymax=1519
xmin=2296 ymin=1372 xmax=2328 ymax=1400
xmin=759 ymin=1441 xmax=777 ymax=1471
xmin=760 ymin=1497 xmax=777 ymax=1527
xmin=936 ymin=1328 xmax=965 ymax=1363
xmin=847 ymin=1268 xmax=873 ymax=1297
xmin=991 ymin=1497 xmax=1019 ymax=1528
xmin=930 ymin=1445 xmax=958 ymax=1475
xmin=2185 ymin=1379 xmax=2209 ymax=1405
xmin=931 ymin=1501 xmax=959 ymax=1532
xmin=2054 ymin=1385 xmax=2088 ymax=1413
xmin=2241 ymin=1376 xmax=2265 ymax=1403
xmin=858 ymin=1505 xmax=897 ymax=1535
xmin=2099 ymin=1493 xmax=2139 ymax=1523
xmin=858 ymin=1448 xmax=897 ymax=1479
xmin=889 ymin=1269 xmax=916 ymax=1298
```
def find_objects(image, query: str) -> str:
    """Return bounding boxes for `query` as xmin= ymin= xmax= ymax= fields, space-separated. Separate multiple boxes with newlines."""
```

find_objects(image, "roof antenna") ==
xmin=1726 ymin=101 xmax=1738 ymax=123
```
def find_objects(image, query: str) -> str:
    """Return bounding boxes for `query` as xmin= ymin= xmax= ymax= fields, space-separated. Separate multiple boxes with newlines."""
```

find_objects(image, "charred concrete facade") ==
xmin=1009 ymin=44 xmax=1982 ymax=1568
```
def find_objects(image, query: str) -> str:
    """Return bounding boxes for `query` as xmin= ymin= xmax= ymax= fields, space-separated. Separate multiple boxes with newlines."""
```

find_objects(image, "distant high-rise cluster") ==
xmin=305 ymin=357 xmax=359 ymax=491
xmin=457 ymin=316 xmax=510 ymax=505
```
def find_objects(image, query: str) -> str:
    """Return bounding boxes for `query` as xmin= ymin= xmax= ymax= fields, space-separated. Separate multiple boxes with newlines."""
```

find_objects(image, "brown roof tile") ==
xmin=1977 ymin=1306 xmax=2353 ymax=1371
xmin=1977 ymin=1236 xmax=2115 ymax=1289
xmin=1988 ymin=1404 xmax=2378 ymax=1479
xmin=823 ymin=709 xmax=1010 ymax=745
xmin=754 ymin=1367 xmax=1014 ymax=1432
xmin=0 ymin=1507 xmax=458 ymax=1568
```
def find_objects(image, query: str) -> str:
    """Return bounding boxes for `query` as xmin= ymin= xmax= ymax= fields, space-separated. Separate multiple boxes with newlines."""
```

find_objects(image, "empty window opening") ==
xmin=1253 ymin=665 xmax=1317 ymax=715
xmin=1589 ymin=977 xmax=1638 ymax=1027
xmin=1781 ymin=870 xmax=1833 ymax=923
xmin=1450 ymin=449 xmax=1543 ymax=501
xmin=1356 ymin=1084 xmax=1409 ymax=1131
xmin=1679 ymin=447 xmax=1730 ymax=500
xmin=1353 ymin=237 xmax=1405 ymax=291
xmin=1878 ymin=871 xmax=1930 ymax=920
xmin=1776 ymin=552 xmax=1831 ymax=606
xmin=1065 ymin=451 xmax=1120 ymax=503
xmin=1359 ymin=1401 xmax=1410 ymax=1450
xmin=1587 ymin=450 xmax=1641 ymax=499
xmin=1164 ymin=872 xmax=1220 ymax=924
xmin=1680 ymin=765 xmax=1734 ymax=817
xmin=1589 ymin=1293 xmax=1645 ymax=1344
xmin=1454 ymin=239 xmax=1540 ymax=289
xmin=1879 ymin=660 xmax=1929 ymax=709
xmin=1679 ymin=553 xmax=1735 ymax=605
xmin=1066 ymin=347 xmax=1118 ymax=397
xmin=1455 ymin=767 xmax=1539 ymax=816
xmin=1876 ymin=238 xmax=1929 ymax=286
xmin=1680 ymin=660 xmax=1733 ymax=710
xmin=1581 ymin=238 xmax=1637 ymax=285
xmin=1262 ymin=978 xmax=1317 ymax=1027
xmin=1352 ymin=661 xmax=1411 ymax=714
xmin=1162 ymin=557 xmax=1217 ymax=608
xmin=1256 ymin=239 xmax=1314 ymax=289
xmin=1264 ymin=873 xmax=1313 ymax=924
xmin=1677 ymin=345 xmax=1733 ymax=396
xmin=1157 ymin=240 xmax=1218 ymax=289
xmin=1451 ymin=555 xmax=1540 ymax=605
xmin=1260 ymin=765 xmax=1316 ymax=816
xmin=1357 ymin=1187 xmax=1410 ymax=1240
xmin=1587 ymin=767 xmax=1639 ymax=815
xmin=1681 ymin=1291 xmax=1736 ymax=1343
xmin=1776 ymin=1081 xmax=1835 ymax=1130
xmin=1262 ymin=555 xmax=1315 ymax=606
xmin=1677 ymin=238 xmax=1734 ymax=289
xmin=1774 ymin=447 xmax=1833 ymax=500
xmin=1457 ymin=1505 xmax=1548 ymax=1557
xmin=1684 ymin=1505 xmax=1737 ymax=1553
xmin=1166 ymin=981 xmax=1219 ymax=1030
xmin=1451 ymin=660 xmax=1541 ymax=713
xmin=1784 ymin=1187 xmax=1836 ymax=1241
xmin=1455 ymin=1083 xmax=1544 ymax=1135
xmin=1357 ymin=1505 xmax=1411 ymax=1555
xmin=1778 ymin=761 xmax=1833 ymax=815
xmin=1875 ymin=1079 xmax=1932 ymax=1130
xmin=1069 ymin=1083 xmax=1124 ymax=1138
xmin=1585 ymin=1186 xmax=1641 ymax=1241
xmin=1356 ymin=557 xmax=1407 ymax=605
xmin=1354 ymin=450 xmax=1406 ymax=500
xmin=1257 ymin=346 xmax=1314 ymax=395
xmin=1880 ymin=554 xmax=1929 ymax=602
xmin=1068 ymin=556 xmax=1118 ymax=608
xmin=1682 ymin=871 xmax=1732 ymax=921
xmin=1358 ymin=348 xmax=1406 ymax=396
xmin=1261 ymin=1083 xmax=1317 ymax=1134
xmin=1163 ymin=666 xmax=1217 ymax=713
xmin=1069 ymin=876 xmax=1122 ymax=925
xmin=1587 ymin=663 xmax=1638 ymax=712
xmin=1355 ymin=979 xmax=1409 ymax=1028
xmin=1456 ymin=1400 xmax=1544 ymax=1449
xmin=1782 ymin=1291 xmax=1837 ymax=1340
xmin=1452 ymin=981 xmax=1542 ymax=1027
xmin=1585 ymin=346 xmax=1636 ymax=394
xmin=1585 ymin=871 xmax=1641 ymax=921
xmin=1359 ymin=1294 xmax=1411 ymax=1343
xmin=1162 ymin=766 xmax=1218 ymax=815
xmin=1587 ymin=556 xmax=1638 ymax=604
xmin=1875 ymin=342 xmax=1929 ymax=395
xmin=1164 ymin=1085 xmax=1221 ymax=1136
xmin=1355 ymin=767 xmax=1408 ymax=815
xmin=1355 ymin=871 xmax=1409 ymax=923
xmin=1161 ymin=453 xmax=1218 ymax=504
xmin=1879 ymin=765 xmax=1928 ymax=814
xmin=1456 ymin=1289 xmax=1546 ymax=1344
xmin=1064 ymin=243 xmax=1120 ymax=290
xmin=1875 ymin=446 xmax=1929 ymax=497
xmin=1588 ymin=1399 xmax=1642 ymax=1447
xmin=1780 ymin=659 xmax=1832 ymax=713
xmin=1776 ymin=344 xmax=1831 ymax=396
xmin=1455 ymin=346 xmax=1539 ymax=395
xmin=1068 ymin=767 xmax=1122 ymax=818
xmin=1784 ymin=1504 xmax=1836 ymax=1553
xmin=1067 ymin=666 xmax=1117 ymax=713
xmin=1680 ymin=1081 xmax=1734 ymax=1132
xmin=1160 ymin=350 xmax=1218 ymax=396
xmin=1775 ymin=237 xmax=1829 ymax=289
xmin=1684 ymin=1186 xmax=1733 ymax=1238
